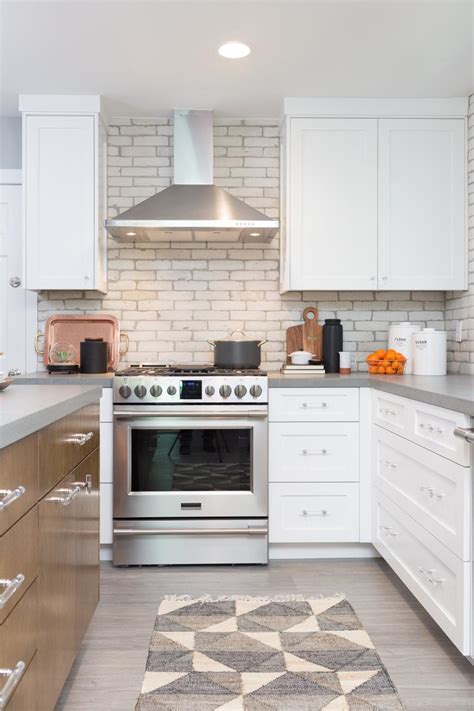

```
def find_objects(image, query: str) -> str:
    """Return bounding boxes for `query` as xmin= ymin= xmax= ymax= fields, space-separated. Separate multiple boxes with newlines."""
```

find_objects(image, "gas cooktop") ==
xmin=115 ymin=364 xmax=266 ymax=377
xmin=114 ymin=364 xmax=268 ymax=404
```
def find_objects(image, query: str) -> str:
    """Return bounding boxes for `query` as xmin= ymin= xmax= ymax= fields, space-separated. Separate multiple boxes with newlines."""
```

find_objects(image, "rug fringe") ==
xmin=162 ymin=593 xmax=345 ymax=603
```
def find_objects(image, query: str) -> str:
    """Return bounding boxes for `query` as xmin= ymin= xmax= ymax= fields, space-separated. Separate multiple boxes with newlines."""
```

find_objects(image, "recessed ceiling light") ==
xmin=250 ymin=232 xmax=260 ymax=237
xmin=218 ymin=41 xmax=251 ymax=59
xmin=126 ymin=231 xmax=136 ymax=236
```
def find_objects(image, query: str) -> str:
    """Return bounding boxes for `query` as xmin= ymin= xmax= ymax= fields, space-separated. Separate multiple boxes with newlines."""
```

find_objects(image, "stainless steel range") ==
xmin=113 ymin=364 xmax=268 ymax=565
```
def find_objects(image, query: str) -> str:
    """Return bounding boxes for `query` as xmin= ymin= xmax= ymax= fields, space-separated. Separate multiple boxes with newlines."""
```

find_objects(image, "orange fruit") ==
xmin=396 ymin=364 xmax=404 ymax=374
xmin=382 ymin=360 xmax=391 ymax=368
xmin=386 ymin=349 xmax=396 ymax=359
xmin=374 ymin=349 xmax=386 ymax=359
xmin=377 ymin=366 xmax=386 ymax=374
xmin=369 ymin=365 xmax=378 ymax=374
xmin=395 ymin=352 xmax=406 ymax=362
xmin=385 ymin=366 xmax=395 ymax=375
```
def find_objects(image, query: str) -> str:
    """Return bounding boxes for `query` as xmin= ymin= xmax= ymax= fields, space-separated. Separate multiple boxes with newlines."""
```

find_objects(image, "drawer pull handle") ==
xmin=428 ymin=575 xmax=446 ymax=585
xmin=0 ymin=486 xmax=26 ymax=512
xmin=453 ymin=426 xmax=474 ymax=442
xmin=301 ymin=449 xmax=328 ymax=456
xmin=380 ymin=525 xmax=398 ymax=536
xmin=379 ymin=459 xmax=398 ymax=469
xmin=47 ymin=485 xmax=81 ymax=506
xmin=418 ymin=567 xmax=435 ymax=575
xmin=420 ymin=486 xmax=446 ymax=499
xmin=301 ymin=402 xmax=327 ymax=409
xmin=420 ymin=423 xmax=441 ymax=434
xmin=0 ymin=574 xmax=25 ymax=609
xmin=301 ymin=509 xmax=328 ymax=517
xmin=72 ymin=474 xmax=92 ymax=493
xmin=381 ymin=408 xmax=399 ymax=416
xmin=380 ymin=525 xmax=392 ymax=532
xmin=0 ymin=661 xmax=26 ymax=708
xmin=67 ymin=431 xmax=94 ymax=446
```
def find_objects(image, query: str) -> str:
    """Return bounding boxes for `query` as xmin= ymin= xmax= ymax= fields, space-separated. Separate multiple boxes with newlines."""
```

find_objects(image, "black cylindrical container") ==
xmin=80 ymin=338 xmax=108 ymax=373
xmin=323 ymin=319 xmax=343 ymax=373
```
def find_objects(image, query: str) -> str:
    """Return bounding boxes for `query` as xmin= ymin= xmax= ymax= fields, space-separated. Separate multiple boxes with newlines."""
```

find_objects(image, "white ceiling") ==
xmin=1 ymin=0 xmax=473 ymax=118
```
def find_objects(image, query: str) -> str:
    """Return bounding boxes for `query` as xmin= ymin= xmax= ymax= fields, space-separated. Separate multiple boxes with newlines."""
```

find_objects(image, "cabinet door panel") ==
xmin=378 ymin=118 xmax=466 ymax=290
xmin=25 ymin=114 xmax=95 ymax=290
xmin=38 ymin=471 xmax=77 ymax=711
xmin=73 ymin=449 xmax=100 ymax=649
xmin=289 ymin=118 xmax=378 ymax=290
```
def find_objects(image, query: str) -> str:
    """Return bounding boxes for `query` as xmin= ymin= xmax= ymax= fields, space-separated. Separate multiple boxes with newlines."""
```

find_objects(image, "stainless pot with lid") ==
xmin=208 ymin=330 xmax=267 ymax=369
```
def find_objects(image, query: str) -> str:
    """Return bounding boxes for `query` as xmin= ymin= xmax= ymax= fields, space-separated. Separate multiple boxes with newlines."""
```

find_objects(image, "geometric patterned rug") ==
xmin=135 ymin=595 xmax=405 ymax=710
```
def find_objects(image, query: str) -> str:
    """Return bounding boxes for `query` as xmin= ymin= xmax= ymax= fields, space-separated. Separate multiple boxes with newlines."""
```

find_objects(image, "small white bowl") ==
xmin=289 ymin=351 xmax=314 ymax=365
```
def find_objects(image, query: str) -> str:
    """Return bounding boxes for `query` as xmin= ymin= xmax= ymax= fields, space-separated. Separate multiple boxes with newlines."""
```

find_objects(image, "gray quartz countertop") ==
xmin=0 ymin=384 xmax=102 ymax=449
xmin=13 ymin=372 xmax=114 ymax=387
xmin=268 ymin=373 xmax=474 ymax=416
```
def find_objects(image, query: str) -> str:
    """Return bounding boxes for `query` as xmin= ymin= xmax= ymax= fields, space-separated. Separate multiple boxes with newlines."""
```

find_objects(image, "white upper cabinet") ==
xmin=20 ymin=95 xmax=107 ymax=292
xmin=286 ymin=118 xmax=378 ymax=291
xmin=378 ymin=118 xmax=466 ymax=290
xmin=281 ymin=99 xmax=467 ymax=292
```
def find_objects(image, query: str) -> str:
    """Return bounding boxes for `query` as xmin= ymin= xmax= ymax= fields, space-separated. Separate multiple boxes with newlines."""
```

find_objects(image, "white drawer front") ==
xmin=373 ymin=489 xmax=470 ymax=654
xmin=372 ymin=390 xmax=410 ymax=436
xmin=269 ymin=389 xmax=359 ymax=422
xmin=373 ymin=426 xmax=471 ymax=560
xmin=269 ymin=483 xmax=359 ymax=543
xmin=411 ymin=400 xmax=470 ymax=466
xmin=269 ymin=423 xmax=359 ymax=483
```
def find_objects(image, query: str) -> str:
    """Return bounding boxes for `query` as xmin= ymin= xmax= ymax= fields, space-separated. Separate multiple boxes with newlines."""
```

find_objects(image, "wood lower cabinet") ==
xmin=0 ymin=401 xmax=100 ymax=710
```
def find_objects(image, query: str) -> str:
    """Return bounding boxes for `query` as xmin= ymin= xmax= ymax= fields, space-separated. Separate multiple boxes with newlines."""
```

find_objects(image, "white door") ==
xmin=25 ymin=114 xmax=96 ymax=290
xmin=289 ymin=118 xmax=378 ymax=290
xmin=0 ymin=182 xmax=37 ymax=374
xmin=378 ymin=118 xmax=466 ymax=290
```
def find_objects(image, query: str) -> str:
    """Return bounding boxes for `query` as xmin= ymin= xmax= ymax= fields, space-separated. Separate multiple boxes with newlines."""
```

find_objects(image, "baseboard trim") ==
xmin=269 ymin=543 xmax=379 ymax=559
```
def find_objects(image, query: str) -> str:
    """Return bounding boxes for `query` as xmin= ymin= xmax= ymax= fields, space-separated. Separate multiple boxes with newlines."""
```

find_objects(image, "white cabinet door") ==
xmin=24 ymin=114 xmax=98 ymax=290
xmin=378 ymin=118 xmax=466 ymax=290
xmin=288 ymin=118 xmax=378 ymax=291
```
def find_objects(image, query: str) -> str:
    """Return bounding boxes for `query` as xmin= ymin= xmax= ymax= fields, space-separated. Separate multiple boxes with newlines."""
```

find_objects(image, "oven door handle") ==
xmin=113 ymin=408 xmax=268 ymax=418
xmin=114 ymin=526 xmax=268 ymax=536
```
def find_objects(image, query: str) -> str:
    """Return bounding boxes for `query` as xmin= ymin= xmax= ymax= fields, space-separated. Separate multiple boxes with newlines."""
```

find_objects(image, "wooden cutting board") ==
xmin=286 ymin=306 xmax=323 ymax=362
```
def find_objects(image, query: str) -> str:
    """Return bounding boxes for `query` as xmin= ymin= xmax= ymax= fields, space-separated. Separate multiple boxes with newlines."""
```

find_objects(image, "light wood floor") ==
xmin=56 ymin=559 xmax=474 ymax=710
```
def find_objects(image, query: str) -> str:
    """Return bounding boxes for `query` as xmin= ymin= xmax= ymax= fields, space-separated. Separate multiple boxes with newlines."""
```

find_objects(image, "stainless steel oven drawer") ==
xmin=113 ymin=519 xmax=268 ymax=565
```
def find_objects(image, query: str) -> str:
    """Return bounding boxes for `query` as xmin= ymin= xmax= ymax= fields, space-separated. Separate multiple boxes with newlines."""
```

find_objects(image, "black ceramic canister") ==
xmin=80 ymin=338 xmax=108 ymax=373
xmin=322 ymin=319 xmax=343 ymax=373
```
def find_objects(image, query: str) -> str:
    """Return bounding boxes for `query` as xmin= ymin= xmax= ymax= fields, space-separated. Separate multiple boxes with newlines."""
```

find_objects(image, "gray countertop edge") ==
xmin=0 ymin=385 xmax=102 ymax=449
xmin=13 ymin=372 xmax=114 ymax=387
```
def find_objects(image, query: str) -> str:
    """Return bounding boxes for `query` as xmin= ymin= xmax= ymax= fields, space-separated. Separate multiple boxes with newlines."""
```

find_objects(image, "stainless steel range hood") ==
xmin=104 ymin=109 xmax=279 ymax=242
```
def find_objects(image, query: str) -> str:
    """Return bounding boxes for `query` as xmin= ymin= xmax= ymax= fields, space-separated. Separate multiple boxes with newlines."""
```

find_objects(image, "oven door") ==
xmin=113 ymin=405 xmax=268 ymax=519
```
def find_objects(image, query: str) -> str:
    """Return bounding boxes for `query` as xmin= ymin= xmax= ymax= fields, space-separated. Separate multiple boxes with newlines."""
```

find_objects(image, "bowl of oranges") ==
xmin=366 ymin=349 xmax=406 ymax=375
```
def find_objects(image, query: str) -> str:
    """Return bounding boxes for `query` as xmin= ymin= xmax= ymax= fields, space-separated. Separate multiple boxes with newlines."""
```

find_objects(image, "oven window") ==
xmin=131 ymin=428 xmax=252 ymax=492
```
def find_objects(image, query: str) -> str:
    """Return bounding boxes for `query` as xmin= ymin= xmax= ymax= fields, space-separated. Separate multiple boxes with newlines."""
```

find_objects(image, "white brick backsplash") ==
xmin=37 ymin=113 xmax=470 ymax=372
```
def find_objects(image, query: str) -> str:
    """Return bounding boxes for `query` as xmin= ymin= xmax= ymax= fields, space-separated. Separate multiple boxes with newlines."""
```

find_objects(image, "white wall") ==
xmin=0 ymin=117 xmax=21 ymax=169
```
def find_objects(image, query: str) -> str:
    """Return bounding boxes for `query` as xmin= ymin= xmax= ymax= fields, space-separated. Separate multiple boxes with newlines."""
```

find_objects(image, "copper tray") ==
xmin=35 ymin=314 xmax=128 ymax=372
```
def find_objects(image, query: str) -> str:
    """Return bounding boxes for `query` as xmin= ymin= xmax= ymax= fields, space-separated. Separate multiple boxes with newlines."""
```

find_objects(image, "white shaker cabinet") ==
xmin=378 ymin=118 xmax=466 ymax=290
xmin=280 ymin=100 xmax=467 ymax=293
xmin=20 ymin=95 xmax=107 ymax=292
xmin=282 ymin=118 xmax=378 ymax=291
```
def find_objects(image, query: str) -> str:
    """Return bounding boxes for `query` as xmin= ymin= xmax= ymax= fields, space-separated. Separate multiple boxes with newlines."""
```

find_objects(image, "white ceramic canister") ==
xmin=412 ymin=328 xmax=447 ymax=375
xmin=388 ymin=322 xmax=420 ymax=375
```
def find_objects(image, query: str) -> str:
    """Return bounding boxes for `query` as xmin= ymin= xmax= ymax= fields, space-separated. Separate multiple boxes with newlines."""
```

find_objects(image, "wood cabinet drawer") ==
xmin=373 ymin=489 xmax=470 ymax=654
xmin=0 ymin=507 xmax=38 ymax=623
xmin=269 ymin=483 xmax=359 ymax=542
xmin=39 ymin=404 xmax=100 ymax=495
xmin=411 ymin=400 xmax=470 ymax=466
xmin=4 ymin=654 xmax=37 ymax=711
xmin=0 ymin=434 xmax=38 ymax=536
xmin=0 ymin=579 xmax=38 ymax=678
xmin=372 ymin=390 xmax=410 ymax=437
xmin=269 ymin=423 xmax=359 ymax=483
xmin=269 ymin=388 xmax=359 ymax=422
xmin=373 ymin=426 xmax=471 ymax=560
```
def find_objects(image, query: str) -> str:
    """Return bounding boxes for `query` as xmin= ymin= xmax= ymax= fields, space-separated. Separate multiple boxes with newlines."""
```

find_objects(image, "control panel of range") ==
xmin=114 ymin=376 xmax=268 ymax=404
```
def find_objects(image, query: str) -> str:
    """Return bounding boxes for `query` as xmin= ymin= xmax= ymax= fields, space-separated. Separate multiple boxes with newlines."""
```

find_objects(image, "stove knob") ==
xmin=167 ymin=385 xmax=177 ymax=396
xmin=205 ymin=385 xmax=215 ymax=396
xmin=119 ymin=385 xmax=131 ymax=399
xmin=250 ymin=384 xmax=263 ymax=398
xmin=234 ymin=384 xmax=247 ymax=399
xmin=134 ymin=385 xmax=147 ymax=398
xmin=219 ymin=384 xmax=232 ymax=399
xmin=150 ymin=385 xmax=162 ymax=398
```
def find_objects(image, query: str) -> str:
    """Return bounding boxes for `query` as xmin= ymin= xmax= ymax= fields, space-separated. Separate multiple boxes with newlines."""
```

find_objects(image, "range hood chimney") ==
xmin=104 ymin=109 xmax=279 ymax=242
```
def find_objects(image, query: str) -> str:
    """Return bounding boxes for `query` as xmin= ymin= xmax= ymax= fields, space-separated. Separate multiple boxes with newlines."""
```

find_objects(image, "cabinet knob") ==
xmin=9 ymin=276 xmax=21 ymax=288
